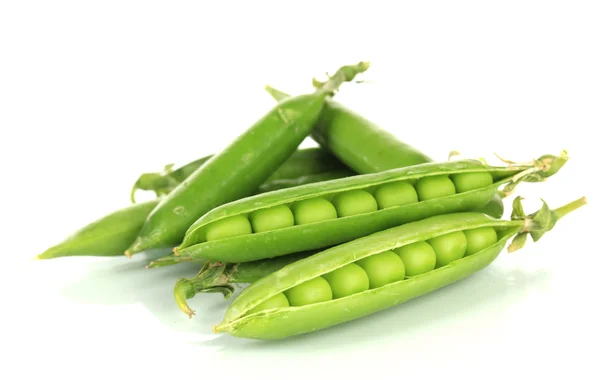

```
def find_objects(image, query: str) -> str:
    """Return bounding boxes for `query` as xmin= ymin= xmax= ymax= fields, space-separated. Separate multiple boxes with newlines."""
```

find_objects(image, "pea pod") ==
xmin=173 ymin=251 xmax=316 ymax=317
xmin=125 ymin=62 xmax=369 ymax=256
xmin=265 ymin=85 xmax=433 ymax=173
xmin=266 ymin=86 xmax=504 ymax=218
xmin=214 ymin=196 xmax=586 ymax=340
xmin=175 ymin=153 xmax=567 ymax=263
xmin=39 ymin=152 xmax=353 ymax=260
xmin=130 ymin=148 xmax=353 ymax=203
xmin=37 ymin=200 xmax=160 ymax=259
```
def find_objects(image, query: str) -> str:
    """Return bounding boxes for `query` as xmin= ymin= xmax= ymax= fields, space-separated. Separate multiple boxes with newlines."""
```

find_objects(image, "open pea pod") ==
xmin=214 ymin=196 xmax=586 ymax=340
xmin=174 ymin=152 xmax=568 ymax=263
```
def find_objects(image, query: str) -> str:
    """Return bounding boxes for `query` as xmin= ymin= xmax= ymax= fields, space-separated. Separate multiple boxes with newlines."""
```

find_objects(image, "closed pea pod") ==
xmin=130 ymin=147 xmax=354 ymax=202
xmin=40 ymin=147 xmax=356 ymax=260
xmin=175 ymin=153 xmax=567 ymax=263
xmin=125 ymin=62 xmax=369 ymax=256
xmin=214 ymin=196 xmax=586 ymax=340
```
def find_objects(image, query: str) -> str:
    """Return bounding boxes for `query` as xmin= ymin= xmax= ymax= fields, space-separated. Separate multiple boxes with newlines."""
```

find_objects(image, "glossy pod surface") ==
xmin=126 ymin=62 xmax=369 ymax=255
xmin=217 ymin=212 xmax=519 ymax=339
xmin=266 ymin=86 xmax=504 ymax=218
xmin=38 ymin=200 xmax=159 ymax=259
xmin=214 ymin=196 xmax=585 ymax=339
xmin=39 ymin=151 xmax=354 ymax=259
xmin=131 ymin=147 xmax=353 ymax=201
xmin=176 ymin=157 xmax=561 ymax=263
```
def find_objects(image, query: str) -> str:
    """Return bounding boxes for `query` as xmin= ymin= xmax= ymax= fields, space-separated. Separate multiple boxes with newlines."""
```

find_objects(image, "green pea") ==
xmin=393 ymin=241 xmax=436 ymax=276
xmin=205 ymin=215 xmax=252 ymax=242
xmin=373 ymin=181 xmax=419 ymax=209
xmin=291 ymin=197 xmax=338 ymax=225
xmin=331 ymin=190 xmax=378 ymax=217
xmin=428 ymin=231 xmax=467 ymax=268
xmin=451 ymin=172 xmax=494 ymax=193
xmin=415 ymin=175 xmax=456 ymax=201
xmin=322 ymin=263 xmax=370 ymax=299
xmin=356 ymin=251 xmax=405 ymax=289
xmin=464 ymin=227 xmax=498 ymax=256
xmin=249 ymin=293 xmax=290 ymax=313
xmin=249 ymin=205 xmax=294 ymax=233
xmin=284 ymin=277 xmax=333 ymax=306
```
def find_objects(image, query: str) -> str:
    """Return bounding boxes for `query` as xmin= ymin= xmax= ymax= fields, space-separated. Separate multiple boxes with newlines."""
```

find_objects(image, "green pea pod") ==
xmin=214 ymin=196 xmax=586 ymax=340
xmin=173 ymin=251 xmax=316 ymax=317
xmin=130 ymin=148 xmax=353 ymax=203
xmin=125 ymin=61 xmax=370 ymax=256
xmin=266 ymin=85 xmax=433 ymax=172
xmin=37 ymin=200 xmax=160 ymax=259
xmin=266 ymin=86 xmax=504 ymax=217
xmin=175 ymin=153 xmax=567 ymax=263
xmin=39 ymin=155 xmax=354 ymax=260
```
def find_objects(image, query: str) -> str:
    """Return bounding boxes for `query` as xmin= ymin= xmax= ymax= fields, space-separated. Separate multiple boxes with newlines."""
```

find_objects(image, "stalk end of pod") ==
xmin=315 ymin=61 xmax=371 ymax=96
xmin=173 ymin=262 xmax=235 ymax=317
xmin=508 ymin=195 xmax=587 ymax=252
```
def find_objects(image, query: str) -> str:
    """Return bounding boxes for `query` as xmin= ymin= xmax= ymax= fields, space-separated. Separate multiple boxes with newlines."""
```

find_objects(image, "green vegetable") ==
xmin=284 ymin=277 xmax=333 ymax=307
xmin=214 ymin=196 xmax=586 ymax=340
xmin=249 ymin=205 xmax=294 ymax=233
xmin=332 ymin=189 xmax=378 ymax=217
xmin=291 ymin=197 xmax=338 ymax=225
xmin=175 ymin=154 xmax=566 ymax=263
xmin=39 ymin=149 xmax=354 ymax=260
xmin=356 ymin=251 xmax=405 ymax=289
xmin=130 ymin=147 xmax=353 ymax=202
xmin=428 ymin=231 xmax=467 ymax=268
xmin=415 ymin=175 xmax=456 ymax=201
xmin=37 ymin=200 xmax=159 ymax=260
xmin=265 ymin=86 xmax=433 ymax=173
xmin=464 ymin=227 xmax=498 ymax=256
xmin=322 ymin=264 xmax=370 ymax=299
xmin=393 ymin=242 xmax=437 ymax=276
xmin=125 ymin=62 xmax=369 ymax=256
xmin=173 ymin=251 xmax=315 ymax=317
xmin=266 ymin=86 xmax=503 ymax=217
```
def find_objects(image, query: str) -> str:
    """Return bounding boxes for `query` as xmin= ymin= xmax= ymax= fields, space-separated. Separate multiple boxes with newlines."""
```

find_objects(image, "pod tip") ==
xmin=34 ymin=255 xmax=42 ymax=260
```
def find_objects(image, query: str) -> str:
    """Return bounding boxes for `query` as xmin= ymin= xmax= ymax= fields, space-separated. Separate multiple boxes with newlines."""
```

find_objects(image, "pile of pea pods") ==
xmin=39 ymin=61 xmax=586 ymax=340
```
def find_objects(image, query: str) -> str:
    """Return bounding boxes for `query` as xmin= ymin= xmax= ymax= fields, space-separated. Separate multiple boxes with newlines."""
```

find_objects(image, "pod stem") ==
xmin=500 ymin=150 xmax=569 ymax=197
xmin=508 ymin=196 xmax=587 ymax=252
xmin=173 ymin=261 xmax=235 ymax=318
xmin=313 ymin=61 xmax=370 ymax=97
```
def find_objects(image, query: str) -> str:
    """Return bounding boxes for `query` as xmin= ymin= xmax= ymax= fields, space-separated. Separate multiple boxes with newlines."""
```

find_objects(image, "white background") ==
xmin=1 ymin=1 xmax=598 ymax=379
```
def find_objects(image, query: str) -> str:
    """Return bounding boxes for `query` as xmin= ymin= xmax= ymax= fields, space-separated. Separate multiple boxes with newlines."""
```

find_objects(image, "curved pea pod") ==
xmin=130 ymin=148 xmax=353 ymax=202
xmin=125 ymin=61 xmax=370 ymax=256
xmin=175 ymin=153 xmax=567 ymax=263
xmin=214 ymin=196 xmax=586 ymax=340
xmin=173 ymin=251 xmax=316 ymax=317
xmin=37 ymin=200 xmax=159 ymax=259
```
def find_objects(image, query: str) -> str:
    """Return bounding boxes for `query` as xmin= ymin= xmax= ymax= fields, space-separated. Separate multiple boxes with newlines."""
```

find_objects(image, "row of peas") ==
xmin=249 ymin=226 xmax=499 ymax=313
xmin=204 ymin=172 xmax=494 ymax=242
